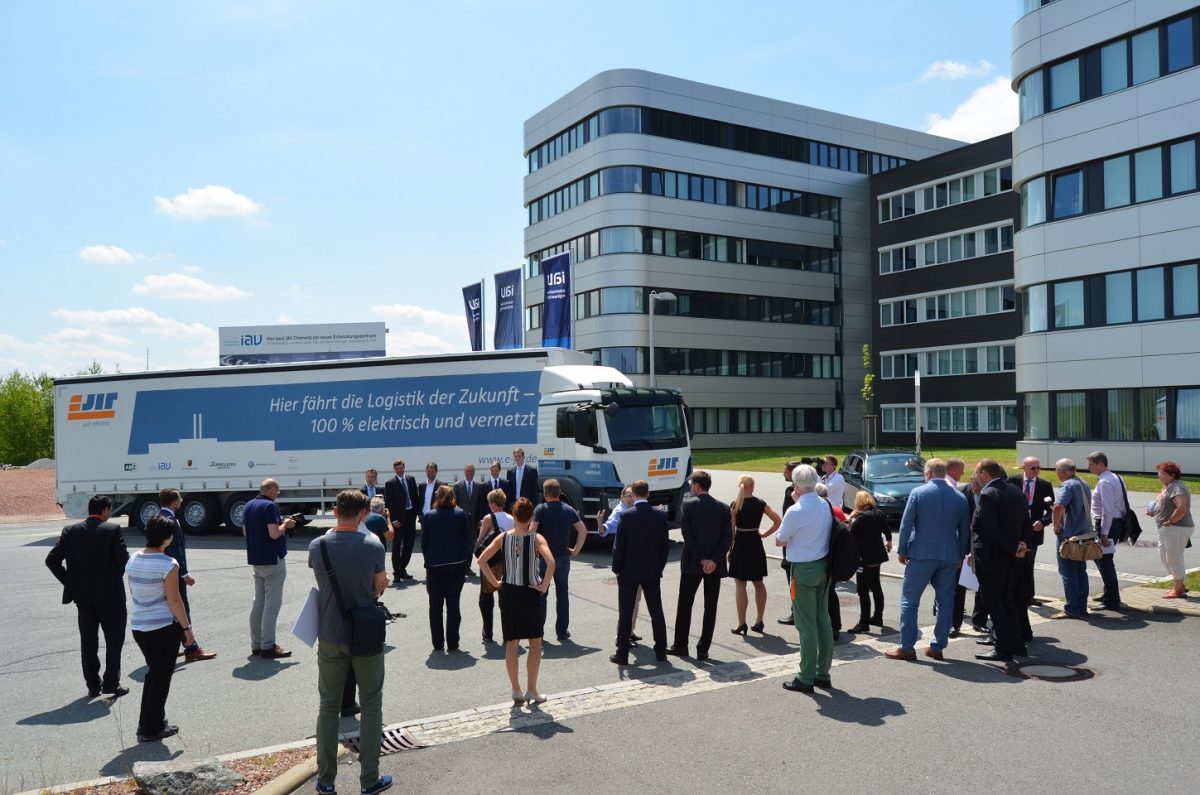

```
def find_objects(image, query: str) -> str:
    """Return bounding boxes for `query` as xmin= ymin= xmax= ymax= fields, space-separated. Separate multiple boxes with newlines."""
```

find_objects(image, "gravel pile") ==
xmin=0 ymin=469 xmax=64 ymax=522
xmin=25 ymin=457 xmax=56 ymax=470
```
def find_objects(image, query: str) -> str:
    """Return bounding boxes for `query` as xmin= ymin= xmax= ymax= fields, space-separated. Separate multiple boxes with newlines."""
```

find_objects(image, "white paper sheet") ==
xmin=291 ymin=587 xmax=320 ymax=647
xmin=958 ymin=563 xmax=979 ymax=592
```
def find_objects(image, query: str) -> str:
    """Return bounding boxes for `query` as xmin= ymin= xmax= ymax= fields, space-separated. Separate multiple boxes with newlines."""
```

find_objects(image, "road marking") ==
xmin=1032 ymin=561 xmax=1158 ymax=583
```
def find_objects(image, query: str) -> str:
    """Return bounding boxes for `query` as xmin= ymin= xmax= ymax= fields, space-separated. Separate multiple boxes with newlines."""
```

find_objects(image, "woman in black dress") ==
xmin=478 ymin=498 xmax=554 ymax=707
xmin=847 ymin=491 xmax=891 ymax=633
xmin=728 ymin=475 xmax=782 ymax=635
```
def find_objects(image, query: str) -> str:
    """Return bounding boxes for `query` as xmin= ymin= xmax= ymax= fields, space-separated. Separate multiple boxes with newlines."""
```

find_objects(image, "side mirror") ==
xmin=573 ymin=407 xmax=599 ymax=448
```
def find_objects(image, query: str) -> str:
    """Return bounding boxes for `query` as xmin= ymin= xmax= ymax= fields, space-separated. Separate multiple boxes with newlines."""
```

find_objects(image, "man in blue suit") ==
xmin=610 ymin=480 xmax=670 ymax=665
xmin=885 ymin=459 xmax=970 ymax=662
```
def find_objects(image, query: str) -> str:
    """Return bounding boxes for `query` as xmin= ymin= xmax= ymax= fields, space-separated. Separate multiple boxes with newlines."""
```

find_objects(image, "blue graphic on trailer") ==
xmin=127 ymin=371 xmax=541 ymax=454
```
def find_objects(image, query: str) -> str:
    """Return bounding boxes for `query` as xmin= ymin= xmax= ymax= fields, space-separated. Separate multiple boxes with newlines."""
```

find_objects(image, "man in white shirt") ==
xmin=1086 ymin=451 xmax=1125 ymax=611
xmin=819 ymin=455 xmax=846 ymax=509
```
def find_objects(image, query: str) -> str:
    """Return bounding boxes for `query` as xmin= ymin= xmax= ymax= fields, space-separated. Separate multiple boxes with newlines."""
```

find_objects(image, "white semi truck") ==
xmin=54 ymin=348 xmax=694 ymax=534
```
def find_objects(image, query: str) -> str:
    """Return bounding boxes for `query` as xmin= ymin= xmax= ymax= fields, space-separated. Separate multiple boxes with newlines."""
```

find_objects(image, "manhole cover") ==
xmin=1009 ymin=663 xmax=1094 ymax=682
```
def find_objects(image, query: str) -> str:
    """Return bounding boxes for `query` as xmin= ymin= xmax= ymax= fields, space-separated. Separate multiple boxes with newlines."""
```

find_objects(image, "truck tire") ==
xmin=131 ymin=496 xmax=162 ymax=531
xmin=223 ymin=492 xmax=257 ymax=533
xmin=180 ymin=495 xmax=219 ymax=535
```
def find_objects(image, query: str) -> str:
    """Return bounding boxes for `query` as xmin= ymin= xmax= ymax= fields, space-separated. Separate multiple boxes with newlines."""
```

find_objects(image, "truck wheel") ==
xmin=132 ymin=496 xmax=162 ymax=531
xmin=181 ymin=495 xmax=219 ymax=535
xmin=223 ymin=492 xmax=256 ymax=533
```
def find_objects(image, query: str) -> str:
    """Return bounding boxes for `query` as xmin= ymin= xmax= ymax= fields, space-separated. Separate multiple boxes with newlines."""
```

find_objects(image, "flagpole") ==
xmin=480 ymin=278 xmax=487 ymax=351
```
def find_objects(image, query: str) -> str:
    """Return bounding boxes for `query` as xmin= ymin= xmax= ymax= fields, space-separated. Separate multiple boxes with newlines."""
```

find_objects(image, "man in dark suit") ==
xmin=970 ymin=459 xmax=1031 ymax=664
xmin=360 ymin=468 xmax=381 ymax=500
xmin=610 ymin=480 xmax=670 ymax=665
xmin=484 ymin=460 xmax=512 ymax=511
xmin=507 ymin=447 xmax=539 ymax=505
xmin=1008 ymin=457 xmax=1054 ymax=610
xmin=667 ymin=470 xmax=732 ymax=661
xmin=45 ymin=495 xmax=131 ymax=698
xmin=384 ymin=458 xmax=420 ymax=581
xmin=453 ymin=464 xmax=486 ymax=531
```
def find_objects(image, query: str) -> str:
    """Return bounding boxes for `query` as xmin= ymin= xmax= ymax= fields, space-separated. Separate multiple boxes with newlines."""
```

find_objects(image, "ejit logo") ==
xmin=648 ymin=456 xmax=679 ymax=477
xmin=542 ymin=447 xmax=555 ymax=458
xmin=68 ymin=393 xmax=118 ymax=421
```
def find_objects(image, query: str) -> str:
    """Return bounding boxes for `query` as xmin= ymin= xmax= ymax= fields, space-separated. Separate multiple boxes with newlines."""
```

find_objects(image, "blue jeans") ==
xmin=540 ymin=555 xmax=571 ymax=638
xmin=1055 ymin=539 xmax=1089 ymax=615
xmin=899 ymin=558 xmax=959 ymax=652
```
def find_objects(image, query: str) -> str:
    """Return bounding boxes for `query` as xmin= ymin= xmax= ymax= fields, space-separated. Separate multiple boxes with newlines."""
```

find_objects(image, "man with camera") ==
xmin=244 ymin=478 xmax=297 ymax=659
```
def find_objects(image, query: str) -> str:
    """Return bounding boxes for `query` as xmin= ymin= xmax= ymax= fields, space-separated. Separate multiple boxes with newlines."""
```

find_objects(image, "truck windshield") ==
xmin=605 ymin=403 xmax=688 ymax=451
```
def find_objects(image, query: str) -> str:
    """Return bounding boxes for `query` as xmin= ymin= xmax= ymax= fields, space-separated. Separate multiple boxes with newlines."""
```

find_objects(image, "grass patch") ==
xmin=1144 ymin=569 xmax=1200 ymax=590
xmin=693 ymin=445 xmax=1198 ymax=493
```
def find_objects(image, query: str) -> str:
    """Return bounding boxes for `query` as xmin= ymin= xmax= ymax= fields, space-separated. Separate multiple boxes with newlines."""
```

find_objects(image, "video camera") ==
xmin=285 ymin=512 xmax=310 ymax=536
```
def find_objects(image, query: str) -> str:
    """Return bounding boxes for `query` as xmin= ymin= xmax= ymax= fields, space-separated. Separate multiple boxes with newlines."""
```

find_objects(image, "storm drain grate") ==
xmin=1008 ymin=663 xmax=1094 ymax=682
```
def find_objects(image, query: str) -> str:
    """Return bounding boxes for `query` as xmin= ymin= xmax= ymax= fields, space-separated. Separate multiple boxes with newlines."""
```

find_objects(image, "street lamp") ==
xmin=648 ymin=290 xmax=677 ymax=387
xmin=914 ymin=369 xmax=922 ymax=455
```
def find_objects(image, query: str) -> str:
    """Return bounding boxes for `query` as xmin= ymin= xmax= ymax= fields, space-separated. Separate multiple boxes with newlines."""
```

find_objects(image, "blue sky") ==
xmin=0 ymin=0 xmax=1018 ymax=376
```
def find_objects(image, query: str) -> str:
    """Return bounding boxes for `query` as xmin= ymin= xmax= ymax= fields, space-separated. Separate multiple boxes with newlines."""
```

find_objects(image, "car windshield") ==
xmin=867 ymin=455 xmax=926 ymax=479
xmin=605 ymin=402 xmax=688 ymax=451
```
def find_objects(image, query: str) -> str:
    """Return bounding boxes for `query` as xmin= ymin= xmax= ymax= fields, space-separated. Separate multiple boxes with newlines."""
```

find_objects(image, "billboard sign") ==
xmin=218 ymin=322 xmax=387 ymax=366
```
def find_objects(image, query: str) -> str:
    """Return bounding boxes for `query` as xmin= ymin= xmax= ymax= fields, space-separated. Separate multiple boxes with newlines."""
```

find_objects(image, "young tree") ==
xmin=0 ymin=371 xmax=54 ymax=465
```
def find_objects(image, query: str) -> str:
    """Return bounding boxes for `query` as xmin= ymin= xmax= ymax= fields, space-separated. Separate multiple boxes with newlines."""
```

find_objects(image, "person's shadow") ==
xmin=231 ymin=659 xmax=299 ymax=680
xmin=100 ymin=744 xmax=183 ymax=777
xmin=425 ymin=650 xmax=478 ymax=670
xmin=540 ymin=638 xmax=601 ymax=660
xmin=17 ymin=695 xmax=113 ymax=726
xmin=813 ymin=688 xmax=907 ymax=726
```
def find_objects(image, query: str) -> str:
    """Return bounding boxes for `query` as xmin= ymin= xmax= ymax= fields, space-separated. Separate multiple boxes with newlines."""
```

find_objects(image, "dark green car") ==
xmin=838 ymin=449 xmax=927 ymax=527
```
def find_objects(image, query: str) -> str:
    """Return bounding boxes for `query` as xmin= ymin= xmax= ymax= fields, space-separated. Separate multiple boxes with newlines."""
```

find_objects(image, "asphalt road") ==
xmin=0 ymin=469 xmax=1185 ymax=792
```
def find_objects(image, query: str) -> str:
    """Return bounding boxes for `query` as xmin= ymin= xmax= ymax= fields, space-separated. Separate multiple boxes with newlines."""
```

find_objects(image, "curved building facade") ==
xmin=522 ymin=69 xmax=960 ymax=448
xmin=1012 ymin=1 xmax=1200 ymax=471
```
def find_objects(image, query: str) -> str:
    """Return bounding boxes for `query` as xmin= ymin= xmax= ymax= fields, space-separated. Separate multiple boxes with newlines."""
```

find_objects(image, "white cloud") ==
xmin=925 ymin=76 xmax=1018 ymax=142
xmin=921 ymin=60 xmax=995 ymax=81
xmin=131 ymin=273 xmax=252 ymax=301
xmin=154 ymin=185 xmax=263 ymax=219
xmin=371 ymin=303 xmax=470 ymax=354
xmin=51 ymin=306 xmax=215 ymax=339
xmin=179 ymin=264 xmax=204 ymax=274
xmin=79 ymin=244 xmax=137 ymax=264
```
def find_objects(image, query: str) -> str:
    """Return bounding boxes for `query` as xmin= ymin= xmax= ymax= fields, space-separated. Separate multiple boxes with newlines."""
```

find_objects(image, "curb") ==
xmin=255 ymin=745 xmax=347 ymax=795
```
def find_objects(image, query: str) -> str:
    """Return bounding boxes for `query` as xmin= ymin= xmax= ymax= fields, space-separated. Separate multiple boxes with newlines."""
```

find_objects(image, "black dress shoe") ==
xmin=777 ymin=616 xmax=794 ymax=625
xmin=87 ymin=687 xmax=101 ymax=699
xmin=609 ymin=654 xmax=629 ymax=666
xmin=655 ymin=652 xmax=668 ymax=662
xmin=814 ymin=677 xmax=832 ymax=689
xmin=782 ymin=678 xmax=814 ymax=693
xmin=975 ymin=636 xmax=995 ymax=646
xmin=848 ymin=622 xmax=870 ymax=633
xmin=970 ymin=624 xmax=989 ymax=634
xmin=975 ymin=650 xmax=1014 ymax=662
xmin=949 ymin=628 xmax=961 ymax=638
xmin=665 ymin=646 xmax=688 ymax=657
xmin=137 ymin=722 xmax=180 ymax=743
xmin=629 ymin=633 xmax=641 ymax=643
xmin=101 ymin=685 xmax=130 ymax=699
xmin=696 ymin=651 xmax=710 ymax=662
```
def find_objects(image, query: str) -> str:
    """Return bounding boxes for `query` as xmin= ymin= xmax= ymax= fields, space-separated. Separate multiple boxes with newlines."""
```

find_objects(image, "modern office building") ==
xmin=1012 ymin=0 xmax=1200 ymax=472
xmin=870 ymin=134 xmax=1021 ymax=450
xmin=521 ymin=69 xmax=961 ymax=448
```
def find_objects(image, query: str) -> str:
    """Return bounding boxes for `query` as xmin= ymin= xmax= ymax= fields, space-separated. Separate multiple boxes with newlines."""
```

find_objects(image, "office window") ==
xmin=1056 ymin=392 xmax=1087 ymax=438
xmin=1139 ymin=388 xmax=1167 ymax=440
xmin=1002 ymin=226 xmax=1013 ymax=250
xmin=923 ymin=186 xmax=934 ymax=210
xmin=935 ymin=183 xmax=948 ymax=208
xmin=1135 ymin=147 xmax=1163 ymax=201
xmin=1022 ymin=177 xmax=1046 ymax=226
xmin=1018 ymin=70 xmax=1044 ymax=122
xmin=962 ymin=174 xmax=976 ymax=201
xmin=1025 ymin=393 xmax=1050 ymax=439
xmin=1174 ymin=263 xmax=1199 ymax=316
xmin=1101 ymin=39 xmax=1129 ymax=94
xmin=1132 ymin=28 xmax=1160 ymax=84
xmin=1052 ymin=280 xmax=1085 ymax=328
xmin=1107 ymin=389 xmax=1136 ymax=441
xmin=1137 ymin=267 xmax=1165 ymax=321
xmin=984 ymin=227 xmax=999 ymax=255
xmin=1052 ymin=170 xmax=1084 ymax=218
xmin=1049 ymin=58 xmax=1081 ymax=110
xmin=984 ymin=168 xmax=999 ymax=196
xmin=1023 ymin=284 xmax=1048 ymax=332
xmin=1166 ymin=16 xmax=1196 ymax=73
xmin=902 ymin=191 xmax=916 ymax=216
xmin=1103 ymin=155 xmax=1131 ymax=208
xmin=1177 ymin=389 xmax=1200 ymax=439
xmin=1106 ymin=271 xmax=1133 ymax=323
xmin=1170 ymin=140 xmax=1197 ymax=193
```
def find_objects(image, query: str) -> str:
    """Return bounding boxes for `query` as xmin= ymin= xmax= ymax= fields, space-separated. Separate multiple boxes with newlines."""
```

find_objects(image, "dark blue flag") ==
xmin=541 ymin=252 xmax=571 ymax=349
xmin=462 ymin=281 xmax=483 ymax=351
xmin=493 ymin=268 xmax=523 ymax=350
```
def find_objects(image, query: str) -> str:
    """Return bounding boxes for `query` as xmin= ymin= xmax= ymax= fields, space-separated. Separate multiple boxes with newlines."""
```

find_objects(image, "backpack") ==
xmin=823 ymin=499 xmax=861 ymax=582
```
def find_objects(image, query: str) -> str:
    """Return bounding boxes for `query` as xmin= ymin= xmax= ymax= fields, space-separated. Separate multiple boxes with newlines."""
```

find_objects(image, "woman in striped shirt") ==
xmin=478 ymin=498 xmax=555 ymax=707
xmin=126 ymin=514 xmax=195 ymax=742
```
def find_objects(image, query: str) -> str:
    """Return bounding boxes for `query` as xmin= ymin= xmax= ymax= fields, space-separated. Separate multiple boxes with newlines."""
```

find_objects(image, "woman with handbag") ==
xmin=420 ymin=485 xmax=472 ymax=653
xmin=478 ymin=498 xmax=555 ymax=706
xmin=474 ymin=489 xmax=513 ymax=643
xmin=727 ymin=475 xmax=781 ymax=636
xmin=847 ymin=491 xmax=891 ymax=633
xmin=1148 ymin=460 xmax=1194 ymax=599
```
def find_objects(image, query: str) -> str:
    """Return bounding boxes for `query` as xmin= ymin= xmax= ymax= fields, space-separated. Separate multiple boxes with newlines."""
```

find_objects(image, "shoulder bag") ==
xmin=318 ymin=537 xmax=386 ymax=656
xmin=1110 ymin=475 xmax=1142 ymax=545
xmin=1059 ymin=531 xmax=1104 ymax=562
xmin=823 ymin=499 xmax=861 ymax=582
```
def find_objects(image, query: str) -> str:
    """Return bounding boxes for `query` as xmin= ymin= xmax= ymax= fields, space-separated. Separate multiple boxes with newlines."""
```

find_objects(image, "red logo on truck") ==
xmin=67 ymin=393 xmax=118 ymax=420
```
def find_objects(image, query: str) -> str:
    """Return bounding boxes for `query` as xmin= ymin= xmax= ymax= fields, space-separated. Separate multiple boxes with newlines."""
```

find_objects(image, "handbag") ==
xmin=823 ymin=500 xmax=861 ymax=582
xmin=1059 ymin=532 xmax=1103 ymax=562
xmin=1110 ymin=475 xmax=1143 ymax=545
xmin=318 ymin=538 xmax=386 ymax=656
